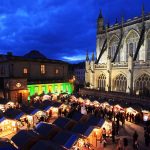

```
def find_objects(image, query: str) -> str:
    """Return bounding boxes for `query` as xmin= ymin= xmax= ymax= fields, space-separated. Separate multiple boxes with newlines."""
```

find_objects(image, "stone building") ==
xmin=85 ymin=7 xmax=150 ymax=96
xmin=0 ymin=50 xmax=69 ymax=103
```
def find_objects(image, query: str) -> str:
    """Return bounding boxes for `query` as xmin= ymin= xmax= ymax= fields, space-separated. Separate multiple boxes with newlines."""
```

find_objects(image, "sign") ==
xmin=16 ymin=83 xmax=21 ymax=88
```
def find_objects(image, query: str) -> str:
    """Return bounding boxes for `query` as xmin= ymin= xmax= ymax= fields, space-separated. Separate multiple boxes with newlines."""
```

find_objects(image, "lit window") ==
xmin=23 ymin=68 xmax=28 ymax=74
xmin=55 ymin=69 xmax=59 ymax=74
xmin=41 ymin=65 xmax=46 ymax=74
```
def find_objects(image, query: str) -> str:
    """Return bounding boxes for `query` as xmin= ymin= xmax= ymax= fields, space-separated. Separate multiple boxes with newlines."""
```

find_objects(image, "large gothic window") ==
xmin=109 ymin=36 xmax=119 ymax=62
xmin=126 ymin=30 xmax=139 ymax=61
xmin=147 ymin=32 xmax=150 ymax=60
xmin=114 ymin=74 xmax=127 ymax=92
xmin=135 ymin=74 xmax=150 ymax=96
xmin=98 ymin=74 xmax=106 ymax=91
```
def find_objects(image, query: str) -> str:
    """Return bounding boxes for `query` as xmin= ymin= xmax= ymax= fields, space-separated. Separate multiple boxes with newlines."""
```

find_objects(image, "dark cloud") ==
xmin=0 ymin=0 xmax=149 ymax=63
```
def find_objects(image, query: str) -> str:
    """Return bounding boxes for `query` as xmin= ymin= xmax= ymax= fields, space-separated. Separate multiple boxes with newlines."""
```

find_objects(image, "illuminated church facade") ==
xmin=85 ymin=7 xmax=150 ymax=96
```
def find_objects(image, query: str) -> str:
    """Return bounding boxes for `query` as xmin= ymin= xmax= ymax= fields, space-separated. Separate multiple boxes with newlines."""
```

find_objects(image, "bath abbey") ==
xmin=85 ymin=7 xmax=150 ymax=96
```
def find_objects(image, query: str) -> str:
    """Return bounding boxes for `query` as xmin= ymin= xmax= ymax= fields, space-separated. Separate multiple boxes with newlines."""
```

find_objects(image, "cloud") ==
xmin=0 ymin=0 xmax=149 ymax=63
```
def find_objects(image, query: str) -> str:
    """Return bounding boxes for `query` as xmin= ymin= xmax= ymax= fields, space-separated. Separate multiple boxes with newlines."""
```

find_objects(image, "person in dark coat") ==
xmin=133 ymin=131 xmax=138 ymax=148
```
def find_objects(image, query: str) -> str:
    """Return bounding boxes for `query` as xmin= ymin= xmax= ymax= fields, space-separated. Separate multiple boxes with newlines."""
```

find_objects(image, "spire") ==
xmin=98 ymin=9 xmax=103 ymax=19
xmin=115 ymin=18 xmax=118 ymax=24
xmin=92 ymin=52 xmax=94 ymax=61
xmin=121 ymin=16 xmax=124 ymax=34
xmin=121 ymin=16 xmax=124 ymax=28
xmin=142 ymin=4 xmax=145 ymax=23
xmin=86 ymin=50 xmax=89 ymax=61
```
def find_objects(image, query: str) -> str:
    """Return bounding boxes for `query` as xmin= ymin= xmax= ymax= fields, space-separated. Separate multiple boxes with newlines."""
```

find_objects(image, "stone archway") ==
xmin=98 ymin=74 xmax=106 ymax=91
xmin=134 ymin=73 xmax=150 ymax=96
xmin=113 ymin=74 xmax=127 ymax=92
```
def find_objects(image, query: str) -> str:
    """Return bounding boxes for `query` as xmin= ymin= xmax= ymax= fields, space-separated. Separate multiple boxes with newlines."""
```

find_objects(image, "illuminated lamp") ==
xmin=16 ymin=83 xmax=21 ymax=88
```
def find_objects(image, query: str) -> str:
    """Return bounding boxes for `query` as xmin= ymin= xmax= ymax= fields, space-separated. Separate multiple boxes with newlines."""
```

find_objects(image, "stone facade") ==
xmin=85 ymin=8 xmax=150 ymax=96
xmin=0 ymin=51 xmax=69 ymax=103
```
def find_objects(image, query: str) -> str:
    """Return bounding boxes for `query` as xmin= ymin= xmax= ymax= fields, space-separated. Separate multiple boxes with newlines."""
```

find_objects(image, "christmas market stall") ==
xmin=126 ymin=107 xmax=138 ymax=115
xmin=113 ymin=104 xmax=125 ymax=113
xmin=53 ymin=117 xmax=76 ymax=130
xmin=0 ymin=140 xmax=17 ymax=150
xmin=51 ymin=131 xmax=80 ymax=150
xmin=4 ymin=108 xmax=27 ymax=130
xmin=67 ymin=111 xmax=88 ymax=123
xmin=0 ymin=114 xmax=17 ymax=137
xmin=35 ymin=122 xmax=60 ymax=139
xmin=20 ymin=105 xmax=43 ymax=127
xmin=71 ymin=123 xmax=97 ymax=149
xmin=30 ymin=140 xmax=63 ymax=150
xmin=11 ymin=130 xmax=40 ymax=150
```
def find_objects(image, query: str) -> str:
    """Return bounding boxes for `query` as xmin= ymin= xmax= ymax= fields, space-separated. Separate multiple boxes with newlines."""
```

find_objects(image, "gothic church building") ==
xmin=85 ymin=7 xmax=150 ymax=96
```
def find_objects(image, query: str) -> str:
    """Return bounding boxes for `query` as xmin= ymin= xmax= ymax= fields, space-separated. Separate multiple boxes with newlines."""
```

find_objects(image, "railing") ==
xmin=95 ymin=64 xmax=107 ymax=68
xmin=112 ymin=62 xmax=128 ymax=68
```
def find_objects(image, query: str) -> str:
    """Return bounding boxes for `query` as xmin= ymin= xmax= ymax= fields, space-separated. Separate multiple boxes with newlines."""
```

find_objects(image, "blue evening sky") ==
xmin=0 ymin=0 xmax=149 ymax=63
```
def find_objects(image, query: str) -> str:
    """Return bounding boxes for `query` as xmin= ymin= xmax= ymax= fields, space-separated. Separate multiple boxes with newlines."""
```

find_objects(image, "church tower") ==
xmin=97 ymin=10 xmax=104 ymax=34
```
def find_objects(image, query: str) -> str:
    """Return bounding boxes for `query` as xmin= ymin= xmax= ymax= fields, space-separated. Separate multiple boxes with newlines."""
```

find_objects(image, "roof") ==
xmin=99 ymin=13 xmax=150 ymax=34
xmin=20 ymin=105 xmax=40 ymax=115
xmin=4 ymin=108 xmax=24 ymax=120
xmin=0 ymin=141 xmax=17 ymax=150
xmin=24 ymin=50 xmax=47 ymax=59
xmin=71 ymin=123 xmax=94 ymax=137
xmin=53 ymin=117 xmax=71 ymax=128
xmin=35 ymin=122 xmax=57 ymax=137
xmin=0 ymin=114 xmax=6 ymax=123
xmin=31 ymin=140 xmax=64 ymax=150
xmin=68 ymin=111 xmax=84 ymax=121
xmin=86 ymin=116 xmax=105 ymax=127
xmin=52 ymin=131 xmax=78 ymax=149
xmin=51 ymin=102 xmax=62 ymax=108
xmin=11 ymin=130 xmax=38 ymax=148
xmin=0 ymin=52 xmax=68 ymax=64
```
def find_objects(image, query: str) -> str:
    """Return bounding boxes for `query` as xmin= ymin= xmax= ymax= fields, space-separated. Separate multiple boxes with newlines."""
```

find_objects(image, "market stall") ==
xmin=51 ymin=131 xmax=79 ymax=149
xmin=113 ymin=104 xmax=124 ymax=113
xmin=126 ymin=107 xmax=138 ymax=115
xmin=93 ymin=101 xmax=100 ymax=107
xmin=4 ymin=108 xmax=27 ymax=130
xmin=0 ymin=114 xmax=17 ymax=137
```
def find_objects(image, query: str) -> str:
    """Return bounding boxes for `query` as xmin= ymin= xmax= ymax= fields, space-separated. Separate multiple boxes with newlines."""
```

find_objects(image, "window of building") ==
xmin=109 ymin=36 xmax=119 ymax=62
xmin=98 ymin=74 xmax=106 ymax=91
xmin=55 ymin=69 xmax=59 ymax=74
xmin=126 ymin=30 xmax=139 ymax=61
xmin=23 ymin=68 xmax=28 ymax=74
xmin=41 ymin=65 xmax=46 ymax=74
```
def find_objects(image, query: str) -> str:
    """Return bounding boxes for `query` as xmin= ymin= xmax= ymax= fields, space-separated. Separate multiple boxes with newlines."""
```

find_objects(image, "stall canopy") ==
xmin=71 ymin=123 xmax=94 ymax=137
xmin=86 ymin=116 xmax=105 ymax=127
xmin=0 ymin=113 xmax=5 ymax=123
xmin=35 ymin=122 xmax=59 ymax=138
xmin=52 ymin=131 xmax=78 ymax=149
xmin=20 ymin=106 xmax=40 ymax=116
xmin=4 ymin=108 xmax=25 ymax=120
xmin=53 ymin=117 xmax=75 ymax=129
xmin=0 ymin=141 xmax=17 ymax=150
xmin=11 ymin=130 xmax=39 ymax=149
xmin=67 ymin=111 xmax=84 ymax=122
xmin=126 ymin=107 xmax=138 ymax=114
xmin=31 ymin=140 xmax=64 ymax=150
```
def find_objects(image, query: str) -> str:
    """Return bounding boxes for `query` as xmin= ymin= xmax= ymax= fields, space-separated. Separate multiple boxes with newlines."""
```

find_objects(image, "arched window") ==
xmin=147 ymin=31 xmax=150 ymax=60
xmin=126 ymin=30 xmax=139 ymax=61
xmin=98 ymin=74 xmax=106 ymax=91
xmin=135 ymin=74 xmax=150 ymax=96
xmin=114 ymin=74 xmax=127 ymax=92
xmin=109 ymin=36 xmax=119 ymax=62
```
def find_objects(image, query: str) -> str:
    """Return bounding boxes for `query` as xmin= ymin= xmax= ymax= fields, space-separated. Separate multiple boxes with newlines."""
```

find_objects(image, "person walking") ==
xmin=133 ymin=131 xmax=138 ymax=149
